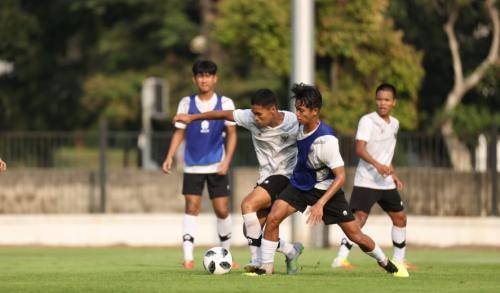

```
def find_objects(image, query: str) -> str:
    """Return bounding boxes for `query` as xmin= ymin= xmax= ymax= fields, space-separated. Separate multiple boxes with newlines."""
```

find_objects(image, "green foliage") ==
xmin=215 ymin=0 xmax=423 ymax=134
xmin=215 ymin=0 xmax=290 ymax=77
xmin=451 ymin=105 xmax=495 ymax=146
xmin=389 ymin=0 xmax=498 ymax=141
xmin=81 ymin=71 xmax=144 ymax=129
xmin=317 ymin=0 xmax=423 ymax=133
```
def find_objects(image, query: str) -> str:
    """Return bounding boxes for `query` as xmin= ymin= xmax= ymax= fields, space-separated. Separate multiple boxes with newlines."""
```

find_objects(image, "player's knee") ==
xmin=185 ymin=202 xmax=200 ymax=215
xmin=240 ymin=198 xmax=255 ymax=214
xmin=215 ymin=208 xmax=229 ymax=219
xmin=392 ymin=213 xmax=407 ymax=227
xmin=265 ymin=213 xmax=281 ymax=231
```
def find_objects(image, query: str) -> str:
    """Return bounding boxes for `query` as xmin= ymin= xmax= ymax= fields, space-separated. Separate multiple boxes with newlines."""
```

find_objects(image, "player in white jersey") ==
xmin=257 ymin=83 xmax=404 ymax=277
xmin=174 ymin=89 xmax=303 ymax=275
xmin=331 ymin=83 xmax=409 ymax=277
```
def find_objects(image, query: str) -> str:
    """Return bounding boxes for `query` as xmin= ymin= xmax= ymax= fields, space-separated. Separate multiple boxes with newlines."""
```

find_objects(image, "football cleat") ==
xmin=286 ymin=242 xmax=304 ymax=275
xmin=232 ymin=261 xmax=239 ymax=269
xmin=392 ymin=261 xmax=410 ymax=277
xmin=331 ymin=257 xmax=356 ymax=269
xmin=182 ymin=260 xmax=194 ymax=269
xmin=254 ymin=263 xmax=274 ymax=275
xmin=243 ymin=263 xmax=260 ymax=273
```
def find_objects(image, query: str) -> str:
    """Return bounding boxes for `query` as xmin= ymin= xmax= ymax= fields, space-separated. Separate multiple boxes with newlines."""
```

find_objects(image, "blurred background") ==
xmin=0 ymin=0 xmax=498 ymax=247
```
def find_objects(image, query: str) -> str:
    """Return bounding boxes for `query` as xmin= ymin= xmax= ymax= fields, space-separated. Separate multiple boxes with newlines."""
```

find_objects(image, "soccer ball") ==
xmin=203 ymin=247 xmax=232 ymax=275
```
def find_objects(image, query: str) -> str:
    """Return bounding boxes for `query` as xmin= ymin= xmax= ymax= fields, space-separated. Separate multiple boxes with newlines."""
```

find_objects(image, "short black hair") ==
xmin=375 ymin=83 xmax=397 ymax=98
xmin=192 ymin=60 xmax=217 ymax=75
xmin=251 ymin=88 xmax=277 ymax=108
xmin=291 ymin=83 xmax=322 ymax=110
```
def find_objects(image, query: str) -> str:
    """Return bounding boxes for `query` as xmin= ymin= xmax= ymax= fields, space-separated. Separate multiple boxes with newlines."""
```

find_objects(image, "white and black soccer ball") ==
xmin=203 ymin=246 xmax=232 ymax=275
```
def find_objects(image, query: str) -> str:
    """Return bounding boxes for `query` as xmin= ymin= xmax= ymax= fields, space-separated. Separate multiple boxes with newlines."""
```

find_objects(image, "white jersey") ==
xmin=233 ymin=109 xmax=299 ymax=183
xmin=175 ymin=93 xmax=236 ymax=174
xmin=297 ymin=124 xmax=345 ymax=190
xmin=354 ymin=111 xmax=399 ymax=189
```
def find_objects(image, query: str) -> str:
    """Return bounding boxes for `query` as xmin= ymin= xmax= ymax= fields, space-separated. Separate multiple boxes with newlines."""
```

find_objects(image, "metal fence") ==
xmin=0 ymin=130 xmax=498 ymax=215
xmin=0 ymin=130 xmax=452 ymax=169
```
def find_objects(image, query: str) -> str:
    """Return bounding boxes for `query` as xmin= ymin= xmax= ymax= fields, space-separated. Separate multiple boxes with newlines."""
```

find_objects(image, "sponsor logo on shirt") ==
xmin=200 ymin=120 xmax=210 ymax=133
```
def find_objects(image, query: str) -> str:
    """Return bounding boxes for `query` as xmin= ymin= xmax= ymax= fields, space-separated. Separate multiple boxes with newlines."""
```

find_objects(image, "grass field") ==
xmin=1 ymin=246 xmax=499 ymax=292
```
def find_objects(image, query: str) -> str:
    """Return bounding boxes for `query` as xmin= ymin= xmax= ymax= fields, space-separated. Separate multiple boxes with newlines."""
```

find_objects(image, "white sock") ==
xmin=217 ymin=215 xmax=232 ymax=250
xmin=261 ymin=238 xmax=279 ymax=264
xmin=392 ymin=226 xmax=406 ymax=264
xmin=277 ymin=239 xmax=295 ymax=259
xmin=182 ymin=214 xmax=197 ymax=261
xmin=243 ymin=212 xmax=262 ymax=264
xmin=337 ymin=236 xmax=353 ymax=259
xmin=366 ymin=243 xmax=388 ymax=263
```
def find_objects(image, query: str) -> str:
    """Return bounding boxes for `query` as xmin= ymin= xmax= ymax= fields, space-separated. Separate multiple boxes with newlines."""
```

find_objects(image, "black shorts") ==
xmin=277 ymin=184 xmax=355 ymax=225
xmin=256 ymin=175 xmax=290 ymax=202
xmin=182 ymin=173 xmax=229 ymax=199
xmin=349 ymin=186 xmax=404 ymax=214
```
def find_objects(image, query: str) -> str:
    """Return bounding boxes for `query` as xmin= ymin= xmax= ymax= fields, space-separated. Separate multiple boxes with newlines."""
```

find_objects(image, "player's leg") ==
xmin=207 ymin=174 xmax=232 ymax=251
xmin=258 ymin=199 xmax=297 ymax=275
xmin=333 ymin=187 xmax=377 ymax=268
xmin=181 ymin=173 xmax=205 ymax=269
xmin=379 ymin=188 xmax=410 ymax=271
xmin=183 ymin=195 xmax=202 ymax=268
xmin=241 ymin=186 xmax=273 ymax=269
xmin=339 ymin=220 xmax=405 ymax=277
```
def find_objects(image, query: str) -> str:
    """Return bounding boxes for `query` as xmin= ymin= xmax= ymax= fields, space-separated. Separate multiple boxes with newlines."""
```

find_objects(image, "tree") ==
xmin=438 ymin=0 xmax=499 ymax=170
xmin=214 ymin=0 xmax=423 ymax=133
xmin=316 ymin=0 xmax=423 ymax=133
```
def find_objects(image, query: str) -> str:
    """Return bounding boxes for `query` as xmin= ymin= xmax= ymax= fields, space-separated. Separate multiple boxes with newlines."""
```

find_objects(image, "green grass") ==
xmin=1 ymin=246 xmax=499 ymax=292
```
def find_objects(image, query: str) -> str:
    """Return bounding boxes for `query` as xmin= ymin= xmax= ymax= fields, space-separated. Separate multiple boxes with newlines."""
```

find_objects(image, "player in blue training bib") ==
xmin=184 ymin=94 xmax=225 ymax=166
xmin=162 ymin=60 xmax=237 ymax=270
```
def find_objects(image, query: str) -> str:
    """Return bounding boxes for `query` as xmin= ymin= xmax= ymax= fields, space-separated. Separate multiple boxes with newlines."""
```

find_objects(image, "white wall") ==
xmin=0 ymin=214 xmax=498 ymax=247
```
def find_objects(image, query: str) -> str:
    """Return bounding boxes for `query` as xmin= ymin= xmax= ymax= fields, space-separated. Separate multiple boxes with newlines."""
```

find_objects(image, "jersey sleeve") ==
xmin=221 ymin=97 xmax=237 ymax=127
xmin=316 ymin=136 xmax=344 ymax=169
xmin=232 ymin=109 xmax=254 ymax=130
xmin=355 ymin=116 xmax=373 ymax=142
xmin=174 ymin=97 xmax=190 ymax=129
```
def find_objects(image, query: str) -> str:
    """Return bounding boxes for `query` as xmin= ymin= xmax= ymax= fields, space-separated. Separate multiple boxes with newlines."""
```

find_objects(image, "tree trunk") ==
xmin=440 ymin=0 xmax=499 ymax=171
xmin=441 ymin=119 xmax=472 ymax=171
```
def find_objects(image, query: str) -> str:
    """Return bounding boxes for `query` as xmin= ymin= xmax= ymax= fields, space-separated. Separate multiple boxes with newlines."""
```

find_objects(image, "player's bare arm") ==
xmin=162 ymin=128 xmax=185 ymax=174
xmin=218 ymin=125 xmax=237 ymax=175
xmin=174 ymin=110 xmax=235 ymax=125
xmin=0 ymin=158 xmax=6 ymax=172
xmin=355 ymin=140 xmax=392 ymax=176
xmin=306 ymin=166 xmax=346 ymax=226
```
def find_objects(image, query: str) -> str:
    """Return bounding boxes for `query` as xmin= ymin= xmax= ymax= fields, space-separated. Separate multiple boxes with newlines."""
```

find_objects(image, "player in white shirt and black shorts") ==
xmin=332 ymin=83 xmax=409 ymax=277
xmin=257 ymin=83 xmax=404 ymax=277
xmin=162 ymin=60 xmax=237 ymax=270
xmin=174 ymin=88 xmax=304 ymax=275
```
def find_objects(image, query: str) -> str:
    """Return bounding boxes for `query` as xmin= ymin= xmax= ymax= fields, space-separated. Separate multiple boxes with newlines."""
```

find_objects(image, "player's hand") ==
xmin=375 ymin=163 xmax=392 ymax=177
xmin=306 ymin=202 xmax=324 ymax=226
xmin=392 ymin=174 xmax=404 ymax=190
xmin=0 ymin=159 xmax=6 ymax=172
xmin=173 ymin=114 xmax=193 ymax=125
xmin=217 ymin=161 xmax=229 ymax=176
xmin=162 ymin=157 xmax=173 ymax=174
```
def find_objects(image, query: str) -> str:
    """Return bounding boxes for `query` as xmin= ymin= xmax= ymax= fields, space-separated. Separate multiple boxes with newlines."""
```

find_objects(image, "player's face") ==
xmin=375 ymin=90 xmax=396 ymax=117
xmin=251 ymin=104 xmax=276 ymax=128
xmin=295 ymin=101 xmax=318 ymax=125
xmin=193 ymin=72 xmax=217 ymax=94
